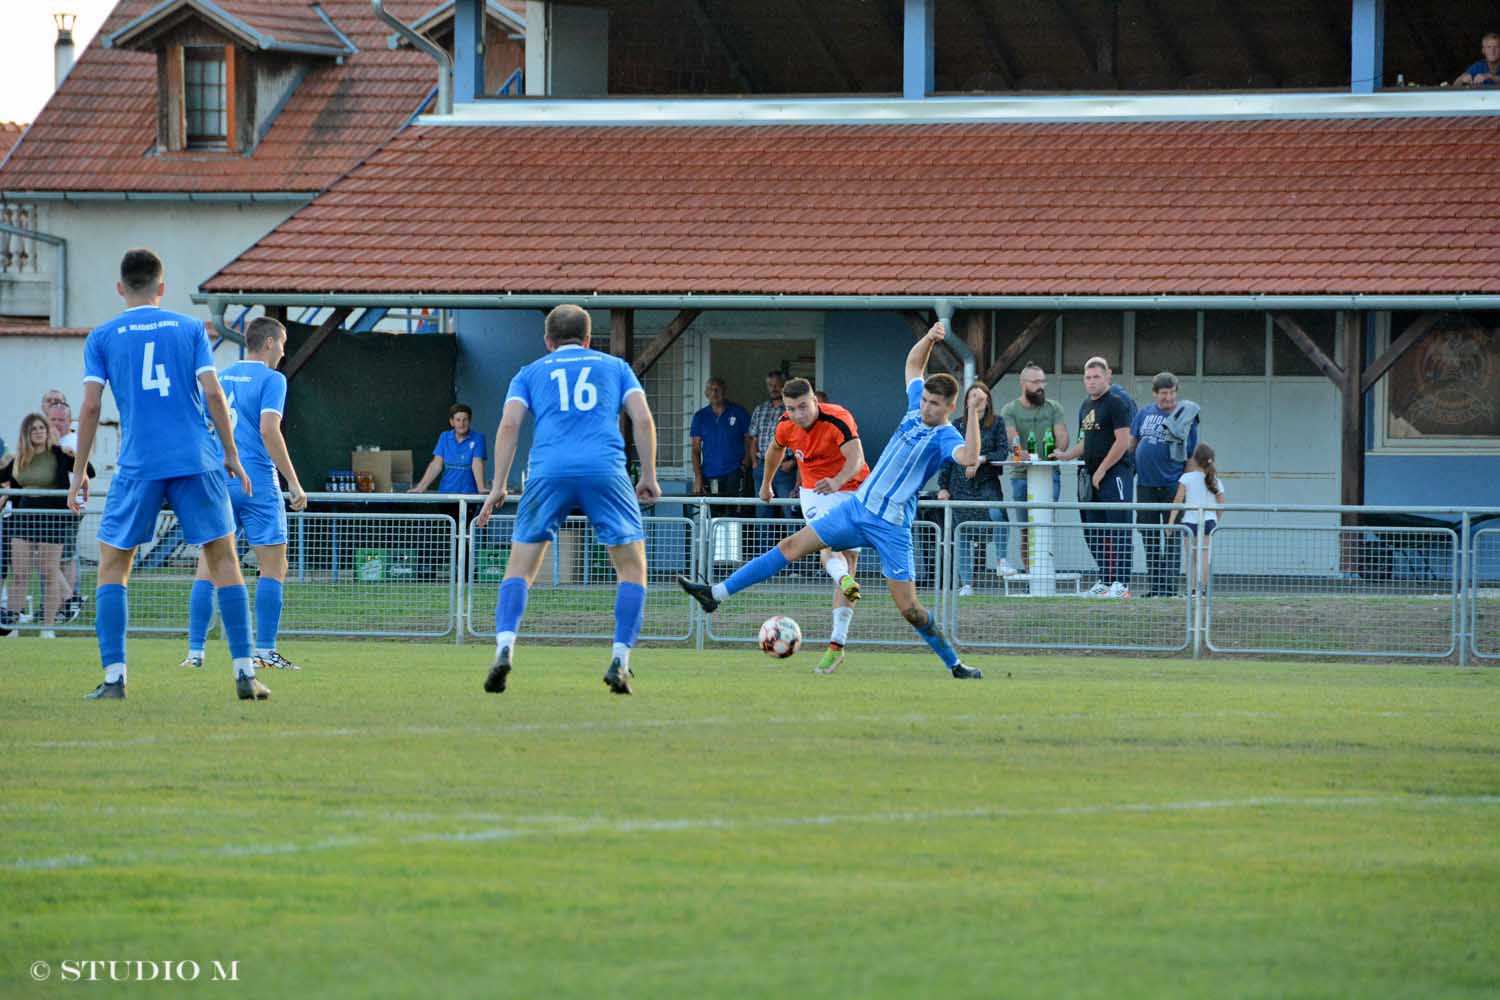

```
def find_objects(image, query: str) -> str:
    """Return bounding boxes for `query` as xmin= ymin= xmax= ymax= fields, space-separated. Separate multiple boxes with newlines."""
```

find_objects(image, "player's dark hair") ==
xmin=1192 ymin=442 xmax=1219 ymax=495
xmin=923 ymin=372 xmax=960 ymax=402
xmin=244 ymin=317 xmax=285 ymax=353
xmin=782 ymin=378 xmax=813 ymax=400
xmin=119 ymin=248 xmax=163 ymax=293
xmin=544 ymin=304 xmax=590 ymax=345
xmin=449 ymin=403 xmax=473 ymax=419
xmin=964 ymin=381 xmax=997 ymax=430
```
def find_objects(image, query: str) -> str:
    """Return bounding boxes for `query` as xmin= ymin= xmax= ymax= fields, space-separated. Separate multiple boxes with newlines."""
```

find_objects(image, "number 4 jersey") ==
xmin=83 ymin=304 xmax=220 ymax=480
xmin=504 ymin=344 xmax=645 ymax=480
xmin=215 ymin=360 xmax=287 ymax=486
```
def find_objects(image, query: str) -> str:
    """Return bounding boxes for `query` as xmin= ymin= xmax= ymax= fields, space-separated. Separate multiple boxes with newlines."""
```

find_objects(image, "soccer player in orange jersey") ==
xmin=761 ymin=378 xmax=869 ymax=674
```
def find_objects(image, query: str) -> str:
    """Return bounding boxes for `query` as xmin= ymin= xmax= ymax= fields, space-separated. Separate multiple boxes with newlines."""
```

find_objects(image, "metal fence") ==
xmin=3 ymin=488 xmax=1499 ymax=664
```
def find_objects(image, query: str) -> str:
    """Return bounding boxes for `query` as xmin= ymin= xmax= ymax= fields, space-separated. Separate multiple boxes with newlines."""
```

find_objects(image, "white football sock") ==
xmin=611 ymin=642 xmax=630 ymax=666
xmin=710 ymin=583 xmax=729 ymax=602
xmin=496 ymin=630 xmax=516 ymax=651
xmin=825 ymin=556 xmax=849 ymax=581
xmin=233 ymin=657 xmax=255 ymax=679
xmin=830 ymin=606 xmax=854 ymax=645
xmin=188 ymin=647 xmax=204 ymax=658
xmin=104 ymin=663 xmax=126 ymax=684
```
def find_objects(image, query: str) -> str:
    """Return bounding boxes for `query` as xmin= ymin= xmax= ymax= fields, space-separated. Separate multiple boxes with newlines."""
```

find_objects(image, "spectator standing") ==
xmin=0 ymin=413 xmax=91 ymax=637
xmin=1168 ymin=444 xmax=1226 ymax=596
xmin=1001 ymin=363 xmax=1070 ymax=574
xmin=410 ymin=403 xmax=487 ymax=494
xmin=1454 ymin=32 xmax=1500 ymax=86
xmin=44 ymin=402 xmax=85 ymax=622
xmin=748 ymin=371 xmax=798 ymax=548
xmin=1131 ymin=372 xmax=1200 ymax=597
xmin=690 ymin=377 xmax=752 ymax=508
xmin=1055 ymin=357 xmax=1135 ymax=597
xmin=938 ymin=383 xmax=1008 ymax=596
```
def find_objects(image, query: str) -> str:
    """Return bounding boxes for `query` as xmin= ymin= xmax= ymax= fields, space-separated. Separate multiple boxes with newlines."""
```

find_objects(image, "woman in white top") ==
xmin=1168 ymin=443 xmax=1225 ymax=596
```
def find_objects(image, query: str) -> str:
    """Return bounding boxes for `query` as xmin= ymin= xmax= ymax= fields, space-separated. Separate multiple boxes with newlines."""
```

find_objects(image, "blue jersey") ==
xmin=855 ymin=379 xmax=964 ymax=526
xmin=83 ymin=305 xmax=218 ymax=481
xmin=505 ymin=344 xmax=645 ymax=480
xmin=434 ymin=429 xmax=487 ymax=493
xmin=215 ymin=360 xmax=287 ymax=485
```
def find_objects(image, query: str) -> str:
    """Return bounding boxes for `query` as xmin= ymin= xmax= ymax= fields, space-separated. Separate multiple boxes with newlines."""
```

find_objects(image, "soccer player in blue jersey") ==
xmin=66 ymin=248 xmax=269 ymax=701
xmin=679 ymin=322 xmax=987 ymax=679
xmin=182 ymin=316 xmax=309 ymax=673
xmin=472 ymin=304 xmax=660 ymax=695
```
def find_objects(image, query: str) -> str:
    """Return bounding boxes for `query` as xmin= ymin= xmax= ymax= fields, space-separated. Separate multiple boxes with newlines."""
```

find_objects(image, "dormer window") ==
xmin=184 ymin=47 xmax=228 ymax=146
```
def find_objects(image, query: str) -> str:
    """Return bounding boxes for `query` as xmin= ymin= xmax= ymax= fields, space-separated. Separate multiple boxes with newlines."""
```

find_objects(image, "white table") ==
xmin=996 ymin=458 xmax=1082 ymax=597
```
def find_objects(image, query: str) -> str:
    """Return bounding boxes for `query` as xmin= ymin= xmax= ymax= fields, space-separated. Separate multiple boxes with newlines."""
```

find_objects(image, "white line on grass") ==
xmin=9 ymin=794 xmax=1500 ymax=872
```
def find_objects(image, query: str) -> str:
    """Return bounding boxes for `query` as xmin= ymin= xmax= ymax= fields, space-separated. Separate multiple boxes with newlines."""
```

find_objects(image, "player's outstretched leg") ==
xmin=183 ymin=575 xmax=213 ymax=668
xmin=816 ymin=549 xmax=859 ymax=675
xmin=888 ymin=580 xmax=982 ymax=679
xmin=678 ymin=525 xmax=827 ymax=613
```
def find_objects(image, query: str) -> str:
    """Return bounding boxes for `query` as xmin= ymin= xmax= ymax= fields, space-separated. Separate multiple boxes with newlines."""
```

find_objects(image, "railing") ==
xmin=2 ymin=489 xmax=1497 ymax=664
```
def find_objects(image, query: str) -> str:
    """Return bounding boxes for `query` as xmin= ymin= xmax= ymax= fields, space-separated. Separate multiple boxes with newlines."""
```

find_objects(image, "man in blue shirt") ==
xmin=182 ymin=317 xmax=310 ymax=673
xmin=679 ymin=322 xmax=986 ymax=679
xmin=1131 ymin=371 xmax=1199 ymax=598
xmin=1455 ymin=32 xmax=1500 ymax=86
xmin=690 ymin=377 xmax=751 ymax=504
xmin=410 ymin=404 xmax=487 ymax=494
xmin=67 ymin=248 xmax=267 ymax=702
xmin=472 ymin=305 xmax=660 ymax=695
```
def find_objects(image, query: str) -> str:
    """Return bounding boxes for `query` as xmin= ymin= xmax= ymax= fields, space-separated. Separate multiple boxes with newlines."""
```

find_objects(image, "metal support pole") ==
xmin=454 ymin=498 xmax=467 ymax=644
xmin=1458 ymin=512 xmax=1470 ymax=666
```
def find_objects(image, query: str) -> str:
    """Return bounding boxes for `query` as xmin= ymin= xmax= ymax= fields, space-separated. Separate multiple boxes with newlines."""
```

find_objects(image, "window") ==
xmin=1204 ymin=311 xmax=1266 ymax=376
xmin=185 ymin=47 xmax=227 ymax=145
xmin=1377 ymin=311 xmax=1500 ymax=450
xmin=1273 ymin=312 xmax=1337 ymax=376
xmin=994 ymin=311 xmax=1057 ymax=375
xmin=1135 ymin=312 xmax=1198 ymax=376
xmin=1060 ymin=312 xmax=1123 ymax=374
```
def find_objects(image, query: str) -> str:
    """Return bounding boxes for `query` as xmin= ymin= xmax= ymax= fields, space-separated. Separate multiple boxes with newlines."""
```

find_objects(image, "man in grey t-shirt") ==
xmin=999 ymin=363 xmax=1069 ymax=571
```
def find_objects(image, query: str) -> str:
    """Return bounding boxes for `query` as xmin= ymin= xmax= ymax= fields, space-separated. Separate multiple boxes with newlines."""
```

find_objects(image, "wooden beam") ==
xmin=983 ymin=312 xmax=1057 ymax=385
xmin=960 ymin=0 xmax=1017 ymax=87
xmin=632 ymin=310 xmax=700 ymax=377
xmin=688 ymin=0 xmax=759 ymax=91
xmin=1338 ymin=311 xmax=1365 ymax=521
xmin=959 ymin=310 xmax=991 ymax=363
xmin=609 ymin=308 xmax=634 ymax=360
xmin=900 ymin=310 xmax=962 ymax=374
xmin=792 ymin=0 xmax=859 ymax=92
xmin=282 ymin=307 xmax=351 ymax=382
xmin=1271 ymin=313 xmax=1344 ymax=384
xmin=1361 ymin=311 xmax=1438 ymax=395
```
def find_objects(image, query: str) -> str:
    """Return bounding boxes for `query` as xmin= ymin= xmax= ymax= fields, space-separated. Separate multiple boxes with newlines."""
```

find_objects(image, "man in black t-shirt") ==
xmin=1056 ymin=357 xmax=1135 ymax=596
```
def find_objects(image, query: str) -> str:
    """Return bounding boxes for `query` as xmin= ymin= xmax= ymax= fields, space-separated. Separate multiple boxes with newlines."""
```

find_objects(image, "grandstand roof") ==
xmin=202 ymin=115 xmax=1500 ymax=298
xmin=0 ymin=0 xmax=436 ymax=195
xmin=0 ymin=122 xmax=26 ymax=165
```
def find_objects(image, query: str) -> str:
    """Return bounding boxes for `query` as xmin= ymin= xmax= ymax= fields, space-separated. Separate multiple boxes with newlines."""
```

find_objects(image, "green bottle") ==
xmin=1043 ymin=428 xmax=1055 ymax=460
xmin=1025 ymin=431 xmax=1037 ymax=458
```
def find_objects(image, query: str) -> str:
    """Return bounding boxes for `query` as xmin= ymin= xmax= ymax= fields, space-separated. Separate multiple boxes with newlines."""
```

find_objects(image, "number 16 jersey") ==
xmin=504 ymin=344 xmax=645 ymax=480
xmin=83 ymin=304 xmax=219 ymax=481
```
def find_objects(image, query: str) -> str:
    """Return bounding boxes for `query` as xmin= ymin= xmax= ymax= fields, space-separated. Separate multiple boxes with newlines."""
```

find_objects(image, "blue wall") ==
xmin=820 ymin=311 xmax=919 ymax=467
xmin=455 ymin=307 xmax=547 ymax=487
xmin=1366 ymin=454 xmax=1500 ymax=510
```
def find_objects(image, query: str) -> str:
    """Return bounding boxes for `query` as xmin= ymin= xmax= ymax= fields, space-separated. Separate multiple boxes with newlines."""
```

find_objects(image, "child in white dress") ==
xmin=1168 ymin=443 xmax=1225 ymax=595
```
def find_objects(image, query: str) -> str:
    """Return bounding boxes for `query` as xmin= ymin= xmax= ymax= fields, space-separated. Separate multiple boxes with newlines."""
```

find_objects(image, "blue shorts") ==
xmin=225 ymin=470 xmax=288 ymax=546
xmin=513 ymin=473 xmax=644 ymax=547
xmin=98 ymin=471 xmax=235 ymax=550
xmin=807 ymin=497 xmax=915 ymax=581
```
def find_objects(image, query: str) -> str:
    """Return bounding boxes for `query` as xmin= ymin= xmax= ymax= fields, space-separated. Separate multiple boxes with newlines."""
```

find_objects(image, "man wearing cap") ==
xmin=1131 ymin=372 xmax=1199 ymax=598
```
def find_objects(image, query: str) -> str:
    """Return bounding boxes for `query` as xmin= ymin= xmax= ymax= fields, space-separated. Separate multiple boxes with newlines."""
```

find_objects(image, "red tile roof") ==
xmin=203 ymin=115 xmax=1500 ymax=298
xmin=0 ymin=1 xmax=436 ymax=193
xmin=0 ymin=320 xmax=90 ymax=338
xmin=111 ymin=1 xmax=350 ymax=55
xmin=0 ymin=122 xmax=26 ymax=165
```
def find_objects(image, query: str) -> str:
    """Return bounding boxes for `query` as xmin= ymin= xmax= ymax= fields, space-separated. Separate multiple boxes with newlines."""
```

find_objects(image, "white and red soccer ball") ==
xmin=758 ymin=615 xmax=802 ymax=659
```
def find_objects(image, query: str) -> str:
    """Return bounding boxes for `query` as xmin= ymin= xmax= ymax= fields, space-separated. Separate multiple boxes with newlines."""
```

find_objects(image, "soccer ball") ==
xmin=758 ymin=615 xmax=802 ymax=659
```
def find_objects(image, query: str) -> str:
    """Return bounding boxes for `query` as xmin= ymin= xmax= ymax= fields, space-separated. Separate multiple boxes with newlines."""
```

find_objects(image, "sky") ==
xmin=0 ymin=0 xmax=121 ymax=124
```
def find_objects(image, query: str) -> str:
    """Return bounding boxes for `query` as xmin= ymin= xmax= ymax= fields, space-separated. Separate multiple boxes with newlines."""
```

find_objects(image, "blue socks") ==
xmin=96 ymin=583 xmax=128 ymax=672
xmin=217 ymin=584 xmax=253 ymax=662
xmin=613 ymin=581 xmax=647 ymax=648
xmin=496 ymin=576 xmax=529 ymax=635
xmin=187 ymin=578 xmax=214 ymax=652
xmin=255 ymin=578 xmax=283 ymax=652
xmin=723 ymin=547 xmax=790 ymax=597
xmin=915 ymin=611 xmax=960 ymax=668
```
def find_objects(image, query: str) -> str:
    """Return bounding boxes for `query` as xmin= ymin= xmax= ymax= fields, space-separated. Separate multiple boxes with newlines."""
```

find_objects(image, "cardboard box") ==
xmin=351 ymin=450 xmax=413 ymax=492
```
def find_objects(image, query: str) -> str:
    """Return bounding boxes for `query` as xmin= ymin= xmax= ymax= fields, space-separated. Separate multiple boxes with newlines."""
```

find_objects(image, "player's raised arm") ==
xmin=954 ymin=390 xmax=985 ymax=468
xmin=200 ymin=371 xmax=250 ymax=496
xmin=66 ymin=381 xmax=105 ymax=513
xmin=259 ymin=411 xmax=306 ymax=511
xmin=904 ymin=321 xmax=947 ymax=384
xmin=624 ymin=391 xmax=660 ymax=504
xmin=475 ymin=399 xmax=528 ymax=528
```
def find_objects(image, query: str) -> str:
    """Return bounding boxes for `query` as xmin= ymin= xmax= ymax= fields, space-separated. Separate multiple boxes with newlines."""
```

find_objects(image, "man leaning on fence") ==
xmin=1132 ymin=372 xmax=1199 ymax=598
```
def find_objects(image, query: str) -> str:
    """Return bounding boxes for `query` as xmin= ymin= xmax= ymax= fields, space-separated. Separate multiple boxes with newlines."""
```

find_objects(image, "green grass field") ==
xmin=4 ymin=637 xmax=1500 ymax=998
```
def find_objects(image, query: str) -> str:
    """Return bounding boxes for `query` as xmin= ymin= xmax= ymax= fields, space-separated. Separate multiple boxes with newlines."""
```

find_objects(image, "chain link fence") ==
xmin=465 ymin=514 xmax=697 ymax=641
xmin=4 ymin=489 xmax=1498 ymax=663
xmin=1205 ymin=525 xmax=1458 ymax=659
